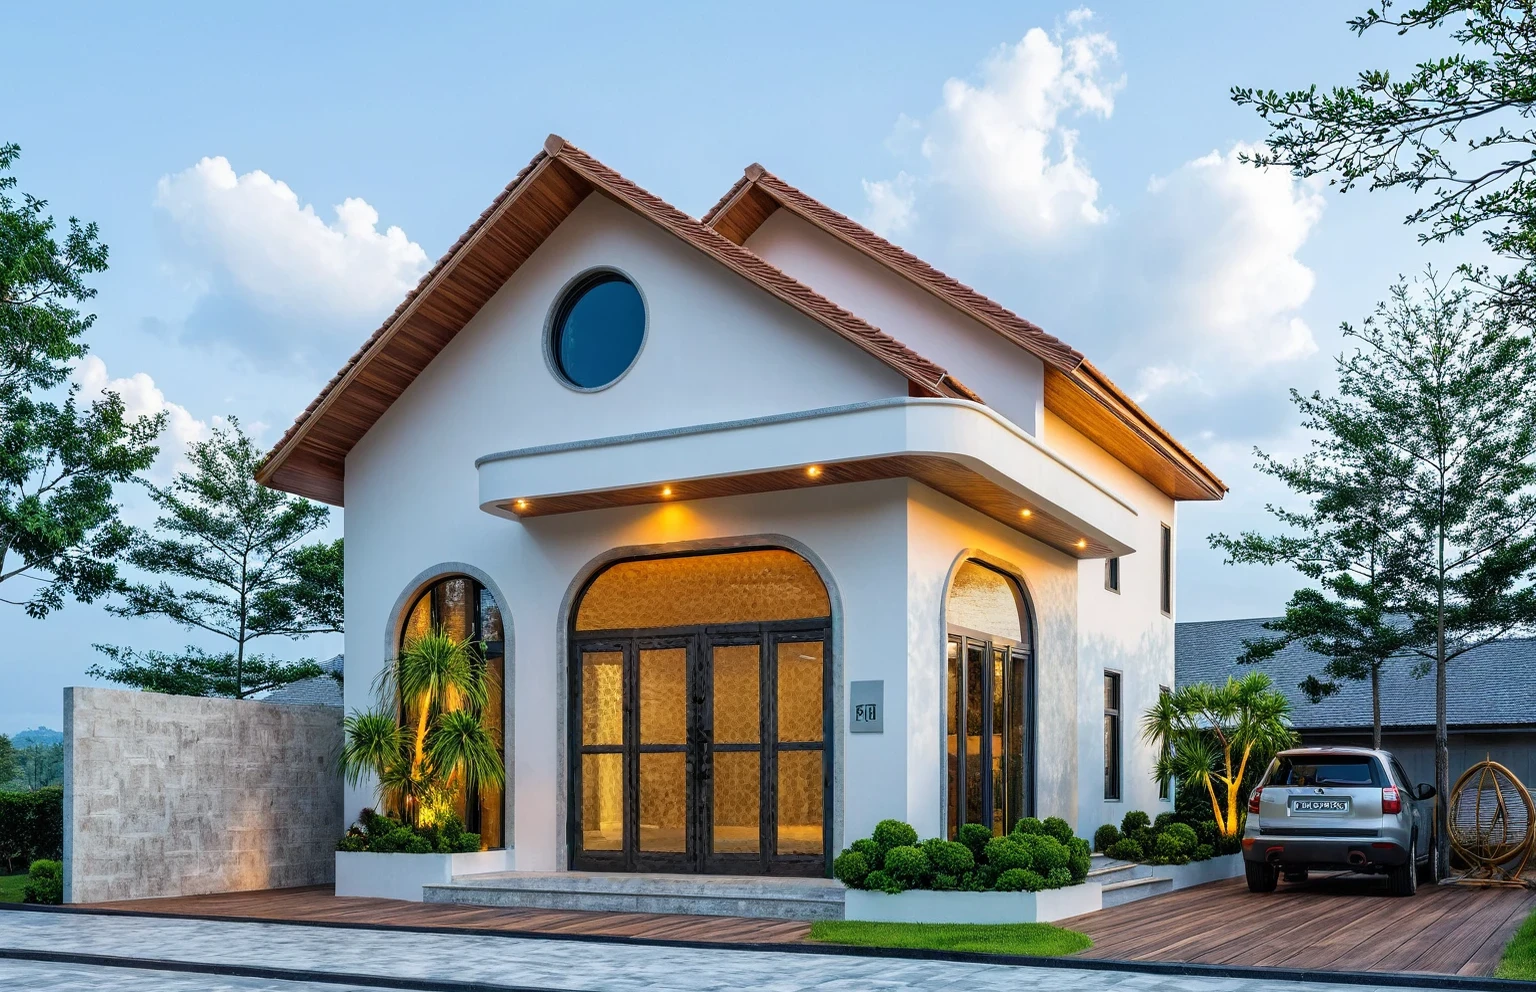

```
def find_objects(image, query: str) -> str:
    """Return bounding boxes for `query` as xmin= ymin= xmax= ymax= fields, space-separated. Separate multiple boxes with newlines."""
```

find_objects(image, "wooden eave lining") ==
xmin=257 ymin=137 xmax=983 ymax=504
xmin=704 ymin=168 xmax=1228 ymax=502
xmin=504 ymin=454 xmax=1118 ymax=560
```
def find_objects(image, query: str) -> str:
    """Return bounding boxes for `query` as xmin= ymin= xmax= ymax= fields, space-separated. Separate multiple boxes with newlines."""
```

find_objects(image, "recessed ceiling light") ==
xmin=1076 ymin=538 xmax=1088 ymax=549
xmin=514 ymin=499 xmax=529 ymax=511
xmin=806 ymin=465 xmax=822 ymax=478
xmin=1020 ymin=508 xmax=1032 ymax=518
xmin=661 ymin=486 xmax=673 ymax=497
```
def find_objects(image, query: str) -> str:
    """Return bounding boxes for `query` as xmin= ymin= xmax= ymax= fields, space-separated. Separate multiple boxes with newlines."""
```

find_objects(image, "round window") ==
xmin=551 ymin=272 xmax=646 ymax=389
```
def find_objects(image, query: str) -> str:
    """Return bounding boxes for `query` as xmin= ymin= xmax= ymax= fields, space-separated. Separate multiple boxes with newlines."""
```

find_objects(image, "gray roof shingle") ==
xmin=1175 ymin=619 xmax=1536 ymax=730
xmin=261 ymin=654 xmax=343 ymax=708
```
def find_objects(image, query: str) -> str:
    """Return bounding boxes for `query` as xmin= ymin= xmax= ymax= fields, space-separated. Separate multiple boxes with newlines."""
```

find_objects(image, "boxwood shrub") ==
xmin=1101 ymin=808 xmax=1224 ymax=865
xmin=337 ymin=808 xmax=481 ymax=855
xmin=835 ymin=818 xmax=1091 ymax=894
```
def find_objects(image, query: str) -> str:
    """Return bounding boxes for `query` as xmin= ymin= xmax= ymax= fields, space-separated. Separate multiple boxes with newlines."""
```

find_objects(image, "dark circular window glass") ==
xmin=552 ymin=273 xmax=646 ymax=389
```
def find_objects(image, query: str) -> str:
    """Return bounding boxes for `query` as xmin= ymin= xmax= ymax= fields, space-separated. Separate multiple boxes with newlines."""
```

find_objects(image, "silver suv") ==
xmin=1243 ymin=746 xmax=1438 ymax=896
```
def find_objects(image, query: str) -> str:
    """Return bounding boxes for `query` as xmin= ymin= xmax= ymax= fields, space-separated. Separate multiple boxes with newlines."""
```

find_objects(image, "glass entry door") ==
xmin=571 ymin=622 xmax=829 ymax=875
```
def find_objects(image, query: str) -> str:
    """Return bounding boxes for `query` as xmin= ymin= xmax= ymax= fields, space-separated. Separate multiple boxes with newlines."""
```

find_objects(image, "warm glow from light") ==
xmin=1076 ymin=538 xmax=1087 ymax=549
xmin=661 ymin=486 xmax=673 ymax=497
xmin=806 ymin=465 xmax=822 ymax=478
xmin=514 ymin=499 xmax=528 ymax=511
xmin=1019 ymin=508 xmax=1032 ymax=518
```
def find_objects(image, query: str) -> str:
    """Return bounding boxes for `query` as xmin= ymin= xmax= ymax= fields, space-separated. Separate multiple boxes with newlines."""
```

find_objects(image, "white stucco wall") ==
xmin=743 ymin=210 xmax=1046 ymax=436
xmin=1044 ymin=411 xmax=1178 ymax=833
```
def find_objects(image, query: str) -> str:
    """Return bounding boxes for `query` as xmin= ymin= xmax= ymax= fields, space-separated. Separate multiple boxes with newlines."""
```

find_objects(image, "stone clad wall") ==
xmin=63 ymin=686 xmax=343 ymax=904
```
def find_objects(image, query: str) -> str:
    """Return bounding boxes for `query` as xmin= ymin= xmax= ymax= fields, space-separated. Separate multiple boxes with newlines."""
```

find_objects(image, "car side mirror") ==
xmin=1414 ymin=784 xmax=1437 ymax=801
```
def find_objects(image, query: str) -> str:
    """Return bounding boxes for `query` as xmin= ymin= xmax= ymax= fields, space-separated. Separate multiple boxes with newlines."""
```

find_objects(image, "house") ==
xmin=261 ymin=655 xmax=344 ymax=708
xmin=1176 ymin=618 xmax=1536 ymax=790
xmin=256 ymin=136 xmax=1225 ymax=881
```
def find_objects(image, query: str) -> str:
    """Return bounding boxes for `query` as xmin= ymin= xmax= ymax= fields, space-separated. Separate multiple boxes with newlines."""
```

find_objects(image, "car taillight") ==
xmin=1382 ymin=786 xmax=1402 ymax=814
xmin=1249 ymin=787 xmax=1263 ymax=814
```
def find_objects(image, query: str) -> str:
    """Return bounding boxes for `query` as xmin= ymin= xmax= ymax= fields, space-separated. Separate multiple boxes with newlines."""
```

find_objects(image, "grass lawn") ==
xmin=1497 ymin=906 xmax=1536 ymax=980
xmin=808 ymin=920 xmax=1091 ymax=957
xmin=0 ymin=874 xmax=26 ymax=904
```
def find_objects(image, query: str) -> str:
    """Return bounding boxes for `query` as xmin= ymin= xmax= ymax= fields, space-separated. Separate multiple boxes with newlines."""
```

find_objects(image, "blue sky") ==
xmin=0 ymin=3 xmax=1458 ymax=732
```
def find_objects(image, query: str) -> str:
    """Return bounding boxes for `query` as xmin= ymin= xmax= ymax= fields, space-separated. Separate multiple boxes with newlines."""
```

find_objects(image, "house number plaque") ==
xmin=850 ymin=680 xmax=884 ymax=733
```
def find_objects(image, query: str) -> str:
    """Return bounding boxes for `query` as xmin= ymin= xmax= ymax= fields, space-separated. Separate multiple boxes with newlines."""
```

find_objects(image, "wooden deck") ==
xmin=75 ymin=885 xmax=813 ymax=944
xmin=70 ymin=874 xmax=1536 ymax=978
xmin=1060 ymin=873 xmax=1536 ymax=977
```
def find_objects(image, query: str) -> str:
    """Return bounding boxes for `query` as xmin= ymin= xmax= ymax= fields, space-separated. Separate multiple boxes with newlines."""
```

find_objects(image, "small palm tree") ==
xmin=341 ymin=628 xmax=505 ymax=828
xmin=1143 ymin=672 xmax=1298 ymax=840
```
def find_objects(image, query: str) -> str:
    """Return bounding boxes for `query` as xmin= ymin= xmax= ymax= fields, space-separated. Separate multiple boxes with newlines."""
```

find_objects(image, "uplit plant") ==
xmin=1142 ymin=673 xmax=1297 ymax=841
xmin=340 ymin=628 xmax=504 ymax=831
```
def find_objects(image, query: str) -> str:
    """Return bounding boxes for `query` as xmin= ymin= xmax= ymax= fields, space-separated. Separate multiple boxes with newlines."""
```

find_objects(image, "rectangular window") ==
xmin=1159 ymin=524 xmax=1173 ymax=617
xmin=1104 ymin=671 xmax=1122 ymax=801
xmin=1158 ymin=684 xmax=1170 ymax=801
xmin=1104 ymin=557 xmax=1120 ymax=593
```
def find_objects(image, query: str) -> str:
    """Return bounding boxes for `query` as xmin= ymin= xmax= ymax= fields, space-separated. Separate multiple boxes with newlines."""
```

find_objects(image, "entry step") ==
xmin=424 ymin=870 xmax=848 ymax=921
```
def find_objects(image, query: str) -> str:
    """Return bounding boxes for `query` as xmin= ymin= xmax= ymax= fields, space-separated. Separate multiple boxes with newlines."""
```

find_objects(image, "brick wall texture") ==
xmin=63 ymin=686 xmax=343 ymax=904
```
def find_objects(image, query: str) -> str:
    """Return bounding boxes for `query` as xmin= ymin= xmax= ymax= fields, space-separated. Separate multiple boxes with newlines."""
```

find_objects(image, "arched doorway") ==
xmin=945 ymin=559 xmax=1035 ymax=839
xmin=569 ymin=548 xmax=832 ymax=876
xmin=400 ymin=575 xmax=506 ymax=849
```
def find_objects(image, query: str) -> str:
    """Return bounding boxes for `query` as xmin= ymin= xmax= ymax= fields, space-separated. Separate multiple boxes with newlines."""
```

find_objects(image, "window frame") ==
xmin=544 ymin=267 xmax=648 ymax=393
xmin=1104 ymin=556 xmax=1121 ymax=594
xmin=1159 ymin=524 xmax=1173 ymax=617
xmin=1104 ymin=670 xmax=1122 ymax=802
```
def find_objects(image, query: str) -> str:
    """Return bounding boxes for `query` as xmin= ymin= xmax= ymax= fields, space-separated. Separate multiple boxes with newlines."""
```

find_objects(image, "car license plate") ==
xmin=1291 ymin=798 xmax=1350 ymax=814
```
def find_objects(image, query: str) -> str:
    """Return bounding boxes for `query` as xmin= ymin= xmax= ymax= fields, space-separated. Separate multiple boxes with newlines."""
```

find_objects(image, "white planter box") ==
xmin=844 ymin=881 xmax=1101 ymax=924
xmin=335 ymin=848 xmax=513 ymax=902
xmin=1150 ymin=853 xmax=1244 ymax=890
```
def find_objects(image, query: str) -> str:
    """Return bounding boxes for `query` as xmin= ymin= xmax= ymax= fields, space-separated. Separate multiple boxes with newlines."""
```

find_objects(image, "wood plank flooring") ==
xmin=72 ymin=874 xmax=1536 ymax=978
xmin=1060 ymin=874 xmax=1536 ymax=976
xmin=75 ymin=885 xmax=812 ymax=944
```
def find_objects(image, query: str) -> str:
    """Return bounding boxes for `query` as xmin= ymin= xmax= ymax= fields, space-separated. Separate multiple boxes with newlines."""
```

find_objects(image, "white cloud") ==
xmin=861 ymin=173 xmax=917 ymax=236
xmin=155 ymin=157 xmax=429 ymax=324
xmin=867 ymin=10 xmax=1123 ymax=240
xmin=73 ymin=355 xmax=209 ymax=478
xmin=1130 ymin=143 xmax=1325 ymax=401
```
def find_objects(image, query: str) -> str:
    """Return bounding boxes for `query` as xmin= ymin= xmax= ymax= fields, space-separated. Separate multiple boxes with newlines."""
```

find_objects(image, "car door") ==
xmin=1388 ymin=754 xmax=1424 ymax=856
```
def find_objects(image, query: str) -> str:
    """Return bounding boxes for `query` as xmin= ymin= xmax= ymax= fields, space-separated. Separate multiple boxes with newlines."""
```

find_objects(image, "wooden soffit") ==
xmin=704 ymin=167 xmax=1228 ymax=502
xmin=255 ymin=136 xmax=982 ymax=505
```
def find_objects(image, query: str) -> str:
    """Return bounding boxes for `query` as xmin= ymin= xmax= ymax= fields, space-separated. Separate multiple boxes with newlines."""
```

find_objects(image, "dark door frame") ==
xmin=947 ymin=623 xmax=1036 ymax=837
xmin=569 ymin=618 xmax=833 ymax=876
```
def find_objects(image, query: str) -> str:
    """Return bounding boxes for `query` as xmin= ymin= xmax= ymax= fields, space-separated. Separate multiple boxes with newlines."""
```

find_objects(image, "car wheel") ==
xmin=1419 ymin=828 xmax=1441 ymax=885
xmin=1245 ymin=860 xmax=1279 ymax=893
xmin=1388 ymin=845 xmax=1417 ymax=897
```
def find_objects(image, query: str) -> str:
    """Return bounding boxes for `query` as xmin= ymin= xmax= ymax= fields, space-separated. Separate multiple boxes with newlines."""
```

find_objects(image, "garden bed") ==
xmin=844 ymin=881 xmax=1102 ymax=924
xmin=1149 ymin=852 xmax=1244 ymax=890
xmin=335 ymin=848 xmax=512 ymax=901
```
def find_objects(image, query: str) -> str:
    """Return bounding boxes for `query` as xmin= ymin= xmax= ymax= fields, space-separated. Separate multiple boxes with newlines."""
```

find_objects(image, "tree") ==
xmin=87 ymin=420 xmax=344 ymax=698
xmin=1284 ymin=276 xmax=1536 ymax=873
xmin=0 ymin=142 xmax=163 ymax=616
xmin=0 ymin=734 xmax=14 ymax=789
xmin=1233 ymin=1 xmax=1536 ymax=327
xmin=341 ymin=630 xmax=504 ymax=828
xmin=1212 ymin=409 xmax=1414 ymax=750
xmin=1143 ymin=672 xmax=1299 ymax=841
xmin=14 ymin=742 xmax=63 ymax=790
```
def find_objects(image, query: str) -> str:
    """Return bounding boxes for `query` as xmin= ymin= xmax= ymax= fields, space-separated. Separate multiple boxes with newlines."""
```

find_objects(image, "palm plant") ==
xmin=341 ymin=628 xmax=504 ymax=828
xmin=1143 ymin=672 xmax=1298 ymax=840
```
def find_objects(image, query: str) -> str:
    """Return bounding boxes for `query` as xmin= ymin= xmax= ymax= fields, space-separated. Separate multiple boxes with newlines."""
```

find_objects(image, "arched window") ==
xmin=946 ymin=560 xmax=1033 ymax=838
xmin=400 ymin=576 xmax=505 ymax=849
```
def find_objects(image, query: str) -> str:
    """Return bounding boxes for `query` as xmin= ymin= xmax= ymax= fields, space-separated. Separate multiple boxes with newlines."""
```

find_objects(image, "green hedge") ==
xmin=834 ymin=818 xmax=1091 ymax=894
xmin=0 ymin=788 xmax=63 ymax=874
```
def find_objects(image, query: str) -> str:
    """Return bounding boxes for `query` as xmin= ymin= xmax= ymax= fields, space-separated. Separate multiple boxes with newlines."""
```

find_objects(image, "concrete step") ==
xmin=1086 ymin=858 xmax=1151 ymax=886
xmin=1100 ymin=874 xmax=1173 ymax=908
xmin=424 ymin=870 xmax=847 ymax=921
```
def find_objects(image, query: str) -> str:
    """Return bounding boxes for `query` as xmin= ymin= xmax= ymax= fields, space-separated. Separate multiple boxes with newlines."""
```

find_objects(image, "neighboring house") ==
xmin=1177 ymin=618 xmax=1536 ymax=791
xmin=261 ymin=655 xmax=344 ymax=708
xmin=255 ymin=135 xmax=1226 ymax=879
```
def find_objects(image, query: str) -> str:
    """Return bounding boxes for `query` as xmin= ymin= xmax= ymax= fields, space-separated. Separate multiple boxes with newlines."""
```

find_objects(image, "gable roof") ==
xmin=704 ymin=166 xmax=1227 ymax=502
xmin=1176 ymin=618 xmax=1536 ymax=730
xmin=256 ymin=136 xmax=980 ymax=505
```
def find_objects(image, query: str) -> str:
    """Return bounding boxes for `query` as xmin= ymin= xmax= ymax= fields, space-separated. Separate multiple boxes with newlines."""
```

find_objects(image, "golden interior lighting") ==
xmin=806 ymin=465 xmax=822 ymax=478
